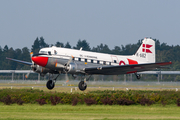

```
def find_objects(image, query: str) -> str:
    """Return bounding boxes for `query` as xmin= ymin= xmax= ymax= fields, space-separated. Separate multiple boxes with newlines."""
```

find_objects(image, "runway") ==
xmin=0 ymin=80 xmax=180 ymax=91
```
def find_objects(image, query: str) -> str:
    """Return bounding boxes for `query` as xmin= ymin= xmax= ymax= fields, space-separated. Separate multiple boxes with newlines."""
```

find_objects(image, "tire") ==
xmin=78 ymin=81 xmax=87 ymax=91
xmin=136 ymin=74 xmax=141 ymax=79
xmin=46 ymin=80 xmax=55 ymax=90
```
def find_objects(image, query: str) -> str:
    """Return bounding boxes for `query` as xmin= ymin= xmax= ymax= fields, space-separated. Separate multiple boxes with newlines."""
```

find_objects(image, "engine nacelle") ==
xmin=65 ymin=62 xmax=86 ymax=74
xmin=65 ymin=63 xmax=77 ymax=74
xmin=32 ymin=65 xmax=50 ymax=76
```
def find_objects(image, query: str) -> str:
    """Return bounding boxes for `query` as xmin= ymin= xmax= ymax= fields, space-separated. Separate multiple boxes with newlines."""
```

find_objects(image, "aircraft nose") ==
xmin=31 ymin=56 xmax=48 ymax=67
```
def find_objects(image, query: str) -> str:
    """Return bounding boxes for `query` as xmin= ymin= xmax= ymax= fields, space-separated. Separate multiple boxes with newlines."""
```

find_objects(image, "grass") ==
xmin=1 ymin=82 xmax=180 ymax=120
xmin=0 ymin=103 xmax=180 ymax=120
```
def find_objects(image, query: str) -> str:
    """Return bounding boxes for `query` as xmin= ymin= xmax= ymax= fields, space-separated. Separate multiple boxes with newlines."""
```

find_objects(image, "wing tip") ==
xmin=6 ymin=57 xmax=11 ymax=60
xmin=157 ymin=61 xmax=172 ymax=66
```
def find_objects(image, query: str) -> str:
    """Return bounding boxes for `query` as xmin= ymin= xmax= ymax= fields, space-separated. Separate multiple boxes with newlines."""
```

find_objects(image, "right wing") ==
xmin=6 ymin=57 xmax=32 ymax=66
xmin=84 ymin=61 xmax=172 ymax=75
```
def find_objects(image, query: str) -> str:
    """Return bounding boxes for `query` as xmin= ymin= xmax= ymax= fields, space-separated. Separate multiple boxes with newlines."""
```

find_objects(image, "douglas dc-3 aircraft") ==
xmin=7 ymin=38 xmax=172 ymax=91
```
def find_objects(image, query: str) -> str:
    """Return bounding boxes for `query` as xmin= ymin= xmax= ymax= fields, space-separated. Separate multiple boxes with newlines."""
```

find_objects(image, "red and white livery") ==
xmin=7 ymin=38 xmax=172 ymax=91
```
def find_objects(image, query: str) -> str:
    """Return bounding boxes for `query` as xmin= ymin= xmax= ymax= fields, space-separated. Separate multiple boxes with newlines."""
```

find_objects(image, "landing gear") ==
xmin=78 ymin=81 xmax=87 ymax=91
xmin=78 ymin=75 xmax=92 ymax=91
xmin=46 ymin=80 xmax=55 ymax=90
xmin=134 ymin=72 xmax=141 ymax=79
xmin=46 ymin=74 xmax=60 ymax=90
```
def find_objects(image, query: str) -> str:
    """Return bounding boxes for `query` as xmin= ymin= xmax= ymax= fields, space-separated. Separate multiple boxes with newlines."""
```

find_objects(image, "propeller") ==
xmin=64 ymin=55 xmax=74 ymax=72
xmin=55 ymin=55 xmax=74 ymax=72
xmin=65 ymin=55 xmax=74 ymax=70
xmin=25 ymin=52 xmax=34 ymax=79
xmin=64 ymin=55 xmax=74 ymax=84
xmin=64 ymin=73 xmax=70 ymax=84
xmin=25 ymin=70 xmax=31 ymax=78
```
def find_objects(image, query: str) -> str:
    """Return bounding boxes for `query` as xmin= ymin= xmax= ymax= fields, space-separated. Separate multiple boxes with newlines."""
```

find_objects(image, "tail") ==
xmin=134 ymin=38 xmax=155 ymax=63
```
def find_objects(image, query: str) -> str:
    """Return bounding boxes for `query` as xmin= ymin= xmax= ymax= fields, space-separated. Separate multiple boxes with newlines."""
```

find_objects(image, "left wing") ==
xmin=6 ymin=57 xmax=32 ymax=66
xmin=84 ymin=61 xmax=172 ymax=75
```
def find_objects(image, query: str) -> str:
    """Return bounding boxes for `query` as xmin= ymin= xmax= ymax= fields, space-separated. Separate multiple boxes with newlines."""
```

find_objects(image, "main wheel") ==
xmin=78 ymin=81 xmax=87 ymax=91
xmin=46 ymin=80 xmax=55 ymax=90
xmin=136 ymin=74 xmax=141 ymax=79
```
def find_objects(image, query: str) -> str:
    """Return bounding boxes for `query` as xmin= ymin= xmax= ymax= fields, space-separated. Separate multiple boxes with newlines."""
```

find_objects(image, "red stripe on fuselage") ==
xmin=127 ymin=59 xmax=138 ymax=65
xmin=31 ymin=56 xmax=48 ymax=67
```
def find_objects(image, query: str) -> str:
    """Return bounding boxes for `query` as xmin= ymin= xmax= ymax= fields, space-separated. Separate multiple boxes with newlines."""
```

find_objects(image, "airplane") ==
xmin=6 ymin=38 xmax=172 ymax=91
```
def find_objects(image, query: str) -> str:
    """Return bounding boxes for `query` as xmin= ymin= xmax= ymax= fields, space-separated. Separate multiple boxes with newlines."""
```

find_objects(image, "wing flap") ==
xmin=84 ymin=61 xmax=172 ymax=75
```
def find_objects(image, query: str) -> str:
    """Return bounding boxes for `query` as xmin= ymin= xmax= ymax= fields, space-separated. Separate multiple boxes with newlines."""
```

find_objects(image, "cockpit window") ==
xmin=39 ymin=51 xmax=47 ymax=54
xmin=48 ymin=51 xmax=51 ymax=55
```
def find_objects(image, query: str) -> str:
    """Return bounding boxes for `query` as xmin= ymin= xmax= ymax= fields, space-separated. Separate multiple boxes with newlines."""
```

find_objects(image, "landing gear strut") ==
xmin=46 ymin=74 xmax=60 ymax=90
xmin=134 ymin=72 xmax=141 ymax=79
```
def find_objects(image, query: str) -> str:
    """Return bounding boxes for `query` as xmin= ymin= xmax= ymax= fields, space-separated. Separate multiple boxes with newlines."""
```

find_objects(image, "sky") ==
xmin=0 ymin=0 xmax=180 ymax=50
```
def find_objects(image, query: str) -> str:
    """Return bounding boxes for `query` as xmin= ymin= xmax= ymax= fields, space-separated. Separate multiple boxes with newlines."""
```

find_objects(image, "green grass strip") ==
xmin=0 ymin=104 xmax=180 ymax=120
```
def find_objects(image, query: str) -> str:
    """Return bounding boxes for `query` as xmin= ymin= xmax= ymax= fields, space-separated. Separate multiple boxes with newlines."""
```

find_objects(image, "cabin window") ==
xmin=97 ymin=60 xmax=100 ymax=64
xmin=114 ymin=60 xmax=117 ymax=63
xmin=103 ymin=61 xmax=106 ymax=65
xmin=54 ymin=50 xmax=57 ymax=55
xmin=109 ymin=62 xmax=111 ymax=65
xmin=91 ymin=60 xmax=93 ymax=63
xmin=85 ymin=59 xmax=87 ymax=62
xmin=78 ymin=58 xmax=81 ymax=61
xmin=72 ymin=57 xmax=75 ymax=61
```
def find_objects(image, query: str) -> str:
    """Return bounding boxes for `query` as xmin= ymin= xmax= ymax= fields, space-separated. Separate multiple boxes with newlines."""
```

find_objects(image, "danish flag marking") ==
xmin=142 ymin=44 xmax=152 ymax=53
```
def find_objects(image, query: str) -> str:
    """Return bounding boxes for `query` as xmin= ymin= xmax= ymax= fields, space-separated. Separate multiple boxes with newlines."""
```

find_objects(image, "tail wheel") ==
xmin=78 ymin=81 xmax=87 ymax=91
xmin=46 ymin=80 xmax=55 ymax=90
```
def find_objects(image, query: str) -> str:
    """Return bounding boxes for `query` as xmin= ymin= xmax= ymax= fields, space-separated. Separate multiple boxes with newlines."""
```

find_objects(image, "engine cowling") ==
xmin=65 ymin=62 xmax=85 ymax=74
xmin=32 ymin=65 xmax=51 ymax=76
xmin=65 ymin=63 xmax=77 ymax=74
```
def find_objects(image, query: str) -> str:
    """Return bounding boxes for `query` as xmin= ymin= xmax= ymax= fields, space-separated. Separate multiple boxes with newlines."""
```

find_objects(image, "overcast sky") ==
xmin=0 ymin=0 xmax=180 ymax=50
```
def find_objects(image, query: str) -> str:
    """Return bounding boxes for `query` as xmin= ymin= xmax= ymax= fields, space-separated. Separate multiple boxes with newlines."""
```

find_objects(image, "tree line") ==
xmin=0 ymin=37 xmax=180 ymax=70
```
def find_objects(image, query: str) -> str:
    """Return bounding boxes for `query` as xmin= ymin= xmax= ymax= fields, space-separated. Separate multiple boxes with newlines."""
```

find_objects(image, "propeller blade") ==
xmin=64 ymin=55 xmax=74 ymax=73
xmin=30 ymin=52 xmax=33 ymax=58
xmin=66 ymin=55 xmax=74 ymax=66
xmin=65 ymin=73 xmax=69 ymax=84
xmin=30 ymin=52 xmax=34 ymax=64
xmin=25 ymin=70 xmax=31 ymax=78
xmin=25 ymin=52 xmax=34 ymax=79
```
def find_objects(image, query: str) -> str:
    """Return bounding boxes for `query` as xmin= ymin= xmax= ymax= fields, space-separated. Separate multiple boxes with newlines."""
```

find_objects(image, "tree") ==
xmin=74 ymin=39 xmax=91 ymax=51
xmin=22 ymin=47 xmax=30 ymax=61
xmin=3 ymin=45 xmax=9 ymax=52
xmin=0 ymin=46 xmax=2 ymax=54
xmin=39 ymin=37 xmax=49 ymax=48
xmin=65 ymin=42 xmax=71 ymax=48
xmin=112 ymin=46 xmax=121 ymax=55
xmin=55 ymin=42 xmax=64 ymax=47
xmin=101 ymin=44 xmax=111 ymax=54
xmin=31 ymin=37 xmax=48 ymax=53
xmin=15 ymin=48 xmax=22 ymax=59
xmin=31 ymin=37 xmax=40 ymax=53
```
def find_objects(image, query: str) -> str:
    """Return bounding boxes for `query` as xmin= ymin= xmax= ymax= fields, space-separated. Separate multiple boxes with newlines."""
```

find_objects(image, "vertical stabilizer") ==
xmin=134 ymin=38 xmax=155 ymax=63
